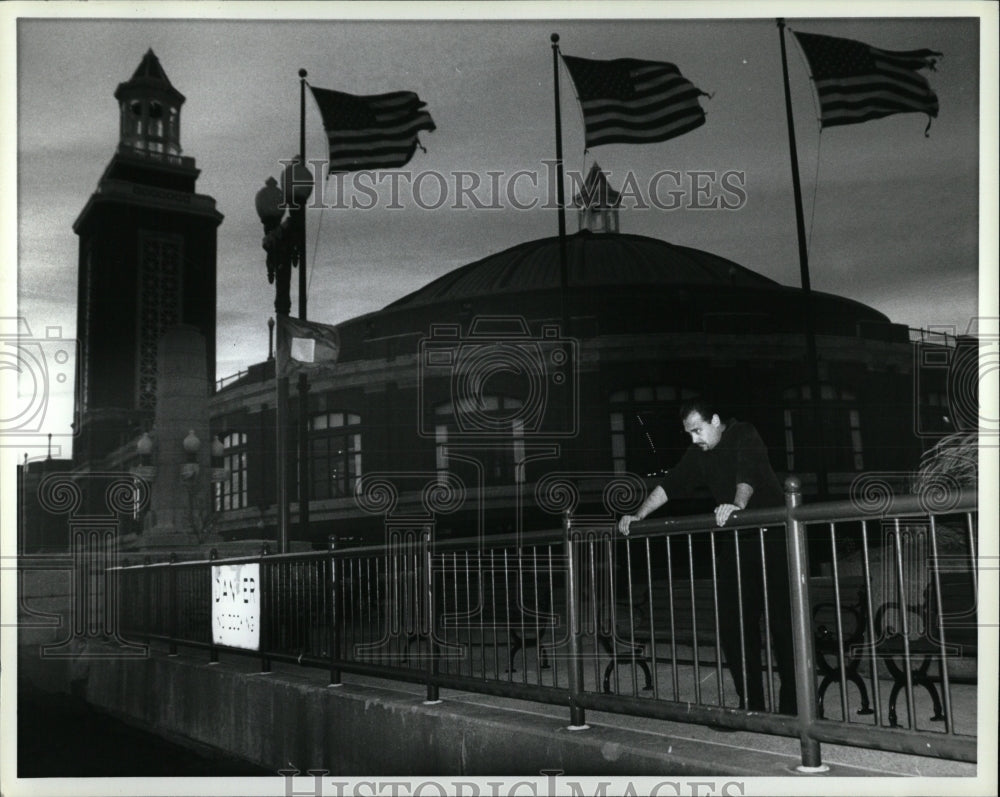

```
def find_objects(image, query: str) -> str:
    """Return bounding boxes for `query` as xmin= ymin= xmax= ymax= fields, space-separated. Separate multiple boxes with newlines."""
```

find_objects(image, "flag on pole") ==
xmin=309 ymin=85 xmax=436 ymax=172
xmin=276 ymin=315 xmax=340 ymax=378
xmin=793 ymin=31 xmax=941 ymax=132
xmin=561 ymin=55 xmax=710 ymax=148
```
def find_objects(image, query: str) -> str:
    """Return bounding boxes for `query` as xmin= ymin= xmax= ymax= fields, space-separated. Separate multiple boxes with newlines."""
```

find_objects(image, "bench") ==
xmin=873 ymin=570 xmax=977 ymax=727
xmin=601 ymin=575 xmax=872 ymax=711
xmin=389 ymin=555 xmax=556 ymax=673
xmin=598 ymin=578 xmax=718 ymax=694
xmin=811 ymin=576 xmax=874 ymax=717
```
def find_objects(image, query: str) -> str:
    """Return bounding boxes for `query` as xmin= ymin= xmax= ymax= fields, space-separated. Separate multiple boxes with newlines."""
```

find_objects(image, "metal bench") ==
xmin=874 ymin=571 xmax=977 ymax=727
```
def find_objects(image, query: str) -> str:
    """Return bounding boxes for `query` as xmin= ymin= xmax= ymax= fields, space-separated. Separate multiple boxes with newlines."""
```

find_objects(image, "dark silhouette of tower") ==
xmin=72 ymin=50 xmax=223 ymax=468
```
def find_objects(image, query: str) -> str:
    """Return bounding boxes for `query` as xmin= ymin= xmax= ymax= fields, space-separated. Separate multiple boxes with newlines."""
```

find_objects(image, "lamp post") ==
xmin=255 ymin=156 xmax=313 ymax=553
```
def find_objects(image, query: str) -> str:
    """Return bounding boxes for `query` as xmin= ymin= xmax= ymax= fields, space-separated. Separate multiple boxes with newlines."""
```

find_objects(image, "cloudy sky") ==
xmin=3 ymin=3 xmax=996 ymax=459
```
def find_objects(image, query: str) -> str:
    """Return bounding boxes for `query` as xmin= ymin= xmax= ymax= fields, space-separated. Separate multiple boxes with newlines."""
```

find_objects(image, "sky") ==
xmin=2 ymin=3 xmax=996 ymax=461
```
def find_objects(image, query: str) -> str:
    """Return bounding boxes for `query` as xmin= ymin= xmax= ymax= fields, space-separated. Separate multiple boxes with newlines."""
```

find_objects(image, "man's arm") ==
xmin=715 ymin=482 xmax=753 ymax=526
xmin=617 ymin=485 xmax=668 ymax=536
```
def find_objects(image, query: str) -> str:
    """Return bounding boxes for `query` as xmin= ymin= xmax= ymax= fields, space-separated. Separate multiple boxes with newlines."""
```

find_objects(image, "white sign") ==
xmin=211 ymin=563 xmax=260 ymax=650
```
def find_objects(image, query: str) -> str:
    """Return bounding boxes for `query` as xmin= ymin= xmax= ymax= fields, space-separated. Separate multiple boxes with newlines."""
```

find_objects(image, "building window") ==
xmin=782 ymin=385 xmax=863 ymax=473
xmin=214 ymin=432 xmax=248 ymax=511
xmin=609 ymin=386 xmax=698 ymax=476
xmin=435 ymin=397 xmax=525 ymax=486
xmin=310 ymin=412 xmax=362 ymax=500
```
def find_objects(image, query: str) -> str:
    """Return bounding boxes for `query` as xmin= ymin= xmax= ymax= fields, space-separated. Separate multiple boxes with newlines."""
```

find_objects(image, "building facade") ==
xmin=208 ymin=198 xmax=957 ymax=550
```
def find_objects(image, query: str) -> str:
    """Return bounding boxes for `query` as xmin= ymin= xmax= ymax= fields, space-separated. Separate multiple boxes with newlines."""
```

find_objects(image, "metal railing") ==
xmin=111 ymin=478 xmax=979 ymax=770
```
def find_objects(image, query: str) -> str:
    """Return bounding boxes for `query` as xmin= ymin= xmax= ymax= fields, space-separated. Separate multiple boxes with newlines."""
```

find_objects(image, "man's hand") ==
xmin=714 ymin=503 xmax=742 ymax=527
xmin=618 ymin=514 xmax=639 ymax=536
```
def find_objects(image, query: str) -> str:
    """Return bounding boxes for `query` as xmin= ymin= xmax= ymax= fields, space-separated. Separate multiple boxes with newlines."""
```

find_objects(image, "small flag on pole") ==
xmin=309 ymin=85 xmax=436 ymax=172
xmin=561 ymin=55 xmax=710 ymax=148
xmin=793 ymin=31 xmax=941 ymax=133
xmin=277 ymin=315 xmax=340 ymax=378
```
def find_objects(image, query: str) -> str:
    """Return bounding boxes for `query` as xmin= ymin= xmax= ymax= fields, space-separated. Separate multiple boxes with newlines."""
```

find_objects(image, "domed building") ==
xmin=208 ymin=185 xmax=925 ymax=548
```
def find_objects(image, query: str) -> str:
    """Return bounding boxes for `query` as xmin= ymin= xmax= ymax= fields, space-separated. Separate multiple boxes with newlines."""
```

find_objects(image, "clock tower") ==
xmin=72 ymin=50 xmax=223 ymax=467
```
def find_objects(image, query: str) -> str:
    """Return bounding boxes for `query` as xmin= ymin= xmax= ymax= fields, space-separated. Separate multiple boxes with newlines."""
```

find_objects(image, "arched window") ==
xmin=214 ymin=431 xmax=248 ymax=511
xmin=310 ymin=412 xmax=362 ymax=499
xmin=782 ymin=384 xmax=863 ymax=473
xmin=435 ymin=396 xmax=525 ymax=485
xmin=609 ymin=386 xmax=698 ymax=476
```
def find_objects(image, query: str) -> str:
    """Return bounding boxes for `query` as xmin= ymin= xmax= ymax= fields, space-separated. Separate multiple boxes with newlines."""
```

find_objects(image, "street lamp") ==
xmin=255 ymin=157 xmax=313 ymax=553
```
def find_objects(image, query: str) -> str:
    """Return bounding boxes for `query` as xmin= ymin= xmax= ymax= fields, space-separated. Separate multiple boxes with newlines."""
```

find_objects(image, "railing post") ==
xmin=423 ymin=527 xmax=442 ymax=704
xmin=208 ymin=549 xmax=219 ymax=664
xmin=564 ymin=510 xmax=588 ymax=730
xmin=143 ymin=555 xmax=153 ymax=643
xmin=168 ymin=553 xmax=178 ymax=656
xmin=327 ymin=535 xmax=342 ymax=687
xmin=784 ymin=477 xmax=826 ymax=772
xmin=260 ymin=543 xmax=271 ymax=673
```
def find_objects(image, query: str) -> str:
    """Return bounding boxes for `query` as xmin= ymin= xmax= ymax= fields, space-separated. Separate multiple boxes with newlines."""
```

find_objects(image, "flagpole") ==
xmin=551 ymin=34 xmax=570 ymax=329
xmin=297 ymin=67 xmax=312 ymax=544
xmin=778 ymin=18 xmax=827 ymax=498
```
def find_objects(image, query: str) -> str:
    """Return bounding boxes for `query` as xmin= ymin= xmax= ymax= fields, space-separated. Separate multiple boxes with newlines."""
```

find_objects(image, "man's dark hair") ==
xmin=679 ymin=398 xmax=720 ymax=422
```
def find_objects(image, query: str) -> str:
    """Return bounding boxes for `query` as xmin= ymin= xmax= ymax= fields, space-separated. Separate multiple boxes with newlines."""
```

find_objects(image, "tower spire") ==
xmin=114 ymin=49 xmax=185 ymax=158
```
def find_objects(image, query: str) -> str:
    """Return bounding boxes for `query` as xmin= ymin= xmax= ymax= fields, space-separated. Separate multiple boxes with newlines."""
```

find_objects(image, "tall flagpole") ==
xmin=551 ymin=35 xmax=570 ymax=333
xmin=297 ymin=67 xmax=311 ymax=542
xmin=551 ymin=34 xmax=574 ymax=447
xmin=778 ymin=19 xmax=827 ymax=498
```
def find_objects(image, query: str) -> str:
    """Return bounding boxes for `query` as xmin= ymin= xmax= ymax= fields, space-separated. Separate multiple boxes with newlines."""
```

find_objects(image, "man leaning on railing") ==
xmin=617 ymin=398 xmax=797 ymax=715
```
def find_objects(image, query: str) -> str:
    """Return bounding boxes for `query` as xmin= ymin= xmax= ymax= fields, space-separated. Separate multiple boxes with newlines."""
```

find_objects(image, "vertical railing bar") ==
xmin=645 ymin=537 xmax=658 ymax=700
xmin=759 ymin=528 xmax=774 ymax=712
xmin=965 ymin=512 xmax=977 ymax=595
xmin=928 ymin=516 xmax=954 ymax=733
xmin=168 ymin=553 xmax=178 ymax=656
xmin=709 ymin=532 xmax=724 ymax=707
xmin=687 ymin=534 xmax=701 ymax=705
xmin=463 ymin=550 xmax=473 ymax=679
xmin=208 ymin=550 xmax=219 ymax=663
xmin=666 ymin=536 xmax=679 ymax=701
xmin=829 ymin=522 xmax=849 ymax=721
xmin=518 ymin=549 xmax=528 ymax=686
xmin=477 ymin=551 xmax=487 ymax=680
xmin=623 ymin=536 xmax=638 ymax=697
xmin=261 ymin=547 xmax=272 ymax=673
xmin=859 ymin=520 xmax=882 ymax=725
xmin=608 ymin=535 xmax=621 ymax=695
xmin=328 ymin=540 xmax=341 ymax=685
xmin=532 ymin=546 xmax=543 ymax=685
xmin=587 ymin=534 xmax=600 ymax=692
xmin=547 ymin=545 xmax=559 ymax=687
xmin=893 ymin=518 xmax=918 ymax=729
xmin=490 ymin=548 xmax=499 ymax=680
xmin=502 ymin=549 xmax=512 ymax=680
xmin=365 ymin=557 xmax=374 ymax=665
xmin=450 ymin=551 xmax=459 ymax=677
xmin=733 ymin=529 xmax=748 ymax=711
xmin=424 ymin=528 xmax=440 ymax=703
xmin=563 ymin=511 xmax=587 ymax=729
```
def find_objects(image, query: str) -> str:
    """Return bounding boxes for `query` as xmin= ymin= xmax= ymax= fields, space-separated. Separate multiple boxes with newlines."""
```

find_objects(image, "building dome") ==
xmin=386 ymin=230 xmax=781 ymax=310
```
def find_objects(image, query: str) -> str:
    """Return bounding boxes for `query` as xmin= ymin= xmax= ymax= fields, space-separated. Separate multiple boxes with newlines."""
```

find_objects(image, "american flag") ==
xmin=793 ymin=31 xmax=941 ymax=130
xmin=561 ymin=55 xmax=710 ymax=148
xmin=309 ymin=85 xmax=436 ymax=172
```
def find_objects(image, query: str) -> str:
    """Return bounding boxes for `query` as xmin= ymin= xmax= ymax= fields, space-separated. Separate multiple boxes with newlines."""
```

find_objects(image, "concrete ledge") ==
xmin=80 ymin=646 xmax=793 ymax=776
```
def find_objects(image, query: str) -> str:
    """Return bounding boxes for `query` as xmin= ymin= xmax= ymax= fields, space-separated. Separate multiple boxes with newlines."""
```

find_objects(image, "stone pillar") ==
xmin=140 ymin=325 xmax=214 ymax=548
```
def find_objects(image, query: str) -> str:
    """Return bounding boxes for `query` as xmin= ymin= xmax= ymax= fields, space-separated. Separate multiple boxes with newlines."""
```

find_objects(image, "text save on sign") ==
xmin=212 ymin=562 xmax=260 ymax=650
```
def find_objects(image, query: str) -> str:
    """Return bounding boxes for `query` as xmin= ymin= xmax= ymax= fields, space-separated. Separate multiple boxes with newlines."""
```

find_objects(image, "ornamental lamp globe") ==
xmin=254 ymin=176 xmax=284 ymax=229
xmin=280 ymin=155 xmax=314 ymax=208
